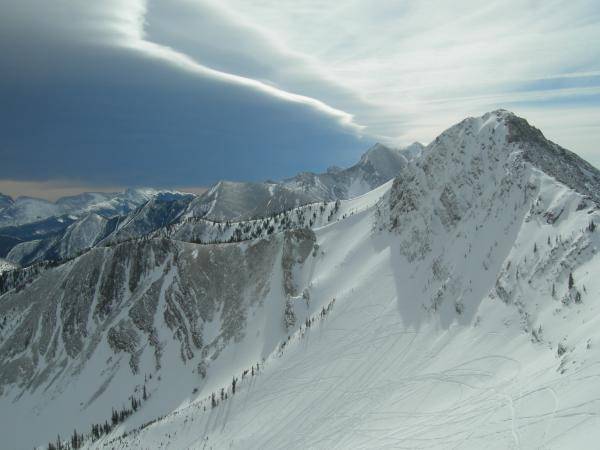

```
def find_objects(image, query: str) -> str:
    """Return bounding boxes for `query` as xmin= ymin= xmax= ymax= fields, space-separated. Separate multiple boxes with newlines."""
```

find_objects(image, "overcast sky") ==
xmin=1 ymin=0 xmax=599 ymax=199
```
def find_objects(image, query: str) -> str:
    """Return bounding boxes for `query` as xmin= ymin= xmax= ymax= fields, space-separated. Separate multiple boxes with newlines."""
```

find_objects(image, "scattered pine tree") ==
xmin=569 ymin=272 xmax=575 ymax=290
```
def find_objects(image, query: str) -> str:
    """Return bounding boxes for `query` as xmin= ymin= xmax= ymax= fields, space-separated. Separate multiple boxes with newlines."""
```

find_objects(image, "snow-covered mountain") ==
xmin=97 ymin=193 xmax=195 ymax=245
xmin=0 ymin=188 xmax=171 ymax=228
xmin=2 ymin=111 xmax=600 ymax=449
xmin=186 ymin=142 xmax=419 ymax=221
xmin=5 ymin=213 xmax=116 ymax=267
xmin=184 ymin=180 xmax=315 ymax=221
xmin=3 ymin=144 xmax=413 ymax=266
xmin=280 ymin=142 xmax=421 ymax=202
xmin=0 ymin=189 xmax=191 ymax=263
xmin=4 ymin=193 xmax=196 ymax=266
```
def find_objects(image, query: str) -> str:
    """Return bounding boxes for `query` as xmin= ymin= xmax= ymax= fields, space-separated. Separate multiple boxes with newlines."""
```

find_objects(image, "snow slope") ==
xmin=2 ymin=111 xmax=600 ymax=449
xmin=89 ymin=111 xmax=600 ymax=449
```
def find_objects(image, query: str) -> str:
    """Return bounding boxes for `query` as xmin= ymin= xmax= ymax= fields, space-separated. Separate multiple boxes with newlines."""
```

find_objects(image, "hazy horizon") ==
xmin=0 ymin=180 xmax=209 ymax=202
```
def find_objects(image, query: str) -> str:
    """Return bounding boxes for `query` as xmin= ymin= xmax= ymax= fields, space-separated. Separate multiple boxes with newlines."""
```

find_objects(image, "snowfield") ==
xmin=2 ymin=111 xmax=600 ymax=449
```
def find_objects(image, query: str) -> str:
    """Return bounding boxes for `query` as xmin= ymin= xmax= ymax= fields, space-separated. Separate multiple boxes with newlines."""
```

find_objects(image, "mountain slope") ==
xmin=0 ymin=215 xmax=80 ymax=258
xmin=0 ymin=228 xmax=318 ymax=449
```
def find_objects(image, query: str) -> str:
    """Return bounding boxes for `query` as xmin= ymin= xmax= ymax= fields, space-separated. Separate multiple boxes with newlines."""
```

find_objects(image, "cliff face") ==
xmin=0 ymin=228 xmax=317 ymax=448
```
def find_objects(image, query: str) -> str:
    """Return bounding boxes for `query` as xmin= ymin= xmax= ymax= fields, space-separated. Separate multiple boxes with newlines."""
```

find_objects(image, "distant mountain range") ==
xmin=0 ymin=142 xmax=420 ymax=266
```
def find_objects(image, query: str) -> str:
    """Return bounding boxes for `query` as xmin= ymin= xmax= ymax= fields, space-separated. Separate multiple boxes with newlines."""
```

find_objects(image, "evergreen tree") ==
xmin=91 ymin=423 xmax=100 ymax=440
xmin=283 ymin=297 xmax=296 ymax=330
xmin=71 ymin=429 xmax=81 ymax=449
xmin=569 ymin=272 xmax=575 ymax=290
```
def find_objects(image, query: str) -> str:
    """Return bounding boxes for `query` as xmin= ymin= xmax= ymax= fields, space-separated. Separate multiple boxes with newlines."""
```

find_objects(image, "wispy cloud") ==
xmin=193 ymin=0 xmax=600 ymax=152
xmin=9 ymin=0 xmax=599 ymax=149
xmin=105 ymin=0 xmax=362 ymax=131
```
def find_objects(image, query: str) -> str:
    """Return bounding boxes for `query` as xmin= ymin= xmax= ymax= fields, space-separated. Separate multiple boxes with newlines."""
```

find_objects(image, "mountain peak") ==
xmin=432 ymin=110 xmax=600 ymax=204
xmin=359 ymin=143 xmax=396 ymax=163
xmin=388 ymin=110 xmax=600 ymax=256
xmin=501 ymin=112 xmax=600 ymax=203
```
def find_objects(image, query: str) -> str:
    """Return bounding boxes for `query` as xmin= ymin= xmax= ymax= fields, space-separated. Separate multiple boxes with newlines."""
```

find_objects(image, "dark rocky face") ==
xmin=0 ymin=228 xmax=315 ymax=394
xmin=506 ymin=112 xmax=600 ymax=205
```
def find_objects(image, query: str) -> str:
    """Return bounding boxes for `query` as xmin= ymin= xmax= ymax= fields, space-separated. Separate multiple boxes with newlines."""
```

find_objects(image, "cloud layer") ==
xmin=1 ymin=0 xmax=599 ymax=194
xmin=210 ymin=0 xmax=600 ymax=146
